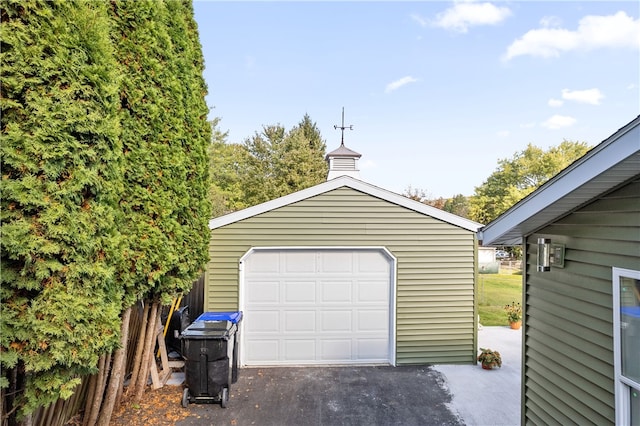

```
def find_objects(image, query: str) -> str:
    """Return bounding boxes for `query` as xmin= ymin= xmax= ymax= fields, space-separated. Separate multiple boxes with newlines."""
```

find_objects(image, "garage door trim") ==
xmin=238 ymin=246 xmax=397 ymax=366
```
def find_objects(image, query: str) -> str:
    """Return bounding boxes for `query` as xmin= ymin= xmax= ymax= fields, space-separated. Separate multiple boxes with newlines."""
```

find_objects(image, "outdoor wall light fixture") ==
xmin=537 ymin=238 xmax=551 ymax=272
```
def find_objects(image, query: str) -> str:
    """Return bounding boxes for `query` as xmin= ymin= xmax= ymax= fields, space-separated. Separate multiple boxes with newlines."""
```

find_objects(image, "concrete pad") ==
xmin=433 ymin=326 xmax=522 ymax=426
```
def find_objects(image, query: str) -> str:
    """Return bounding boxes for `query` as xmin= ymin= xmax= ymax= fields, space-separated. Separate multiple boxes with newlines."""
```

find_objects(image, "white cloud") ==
xmin=627 ymin=83 xmax=638 ymax=90
xmin=411 ymin=13 xmax=428 ymax=28
xmin=540 ymin=15 xmax=562 ymax=28
xmin=548 ymin=98 xmax=564 ymax=107
xmin=561 ymin=88 xmax=604 ymax=105
xmin=385 ymin=76 xmax=418 ymax=93
xmin=541 ymin=115 xmax=576 ymax=129
xmin=432 ymin=1 xmax=512 ymax=33
xmin=497 ymin=130 xmax=510 ymax=138
xmin=520 ymin=122 xmax=536 ymax=129
xmin=503 ymin=11 xmax=640 ymax=60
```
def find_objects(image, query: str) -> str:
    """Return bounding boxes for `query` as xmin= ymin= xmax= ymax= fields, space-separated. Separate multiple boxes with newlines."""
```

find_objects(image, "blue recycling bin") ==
xmin=196 ymin=312 xmax=243 ymax=383
xmin=196 ymin=311 xmax=243 ymax=324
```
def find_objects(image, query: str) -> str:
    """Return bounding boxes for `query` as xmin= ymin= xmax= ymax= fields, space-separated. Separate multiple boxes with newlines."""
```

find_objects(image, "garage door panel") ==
xmin=245 ymin=311 xmax=280 ymax=333
xmin=357 ymin=310 xmax=388 ymax=332
xmin=284 ymin=252 xmax=316 ymax=272
xmin=321 ymin=252 xmax=354 ymax=272
xmin=321 ymin=310 xmax=352 ymax=332
xmin=321 ymin=281 xmax=352 ymax=302
xmin=247 ymin=252 xmax=280 ymax=273
xmin=243 ymin=249 xmax=392 ymax=365
xmin=357 ymin=339 xmax=388 ymax=359
xmin=247 ymin=340 xmax=279 ymax=362
xmin=246 ymin=281 xmax=280 ymax=303
xmin=284 ymin=340 xmax=315 ymax=361
xmin=357 ymin=280 xmax=389 ymax=303
xmin=358 ymin=251 xmax=390 ymax=273
xmin=284 ymin=280 xmax=316 ymax=303
xmin=284 ymin=311 xmax=315 ymax=332
xmin=321 ymin=340 xmax=352 ymax=360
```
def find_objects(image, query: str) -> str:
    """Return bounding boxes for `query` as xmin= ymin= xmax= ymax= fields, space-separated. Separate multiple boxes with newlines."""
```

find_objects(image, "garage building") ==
xmin=205 ymin=144 xmax=482 ymax=366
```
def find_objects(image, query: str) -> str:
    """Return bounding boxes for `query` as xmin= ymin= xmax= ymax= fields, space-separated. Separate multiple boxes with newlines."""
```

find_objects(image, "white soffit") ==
xmin=209 ymin=176 xmax=483 ymax=232
xmin=480 ymin=116 xmax=640 ymax=246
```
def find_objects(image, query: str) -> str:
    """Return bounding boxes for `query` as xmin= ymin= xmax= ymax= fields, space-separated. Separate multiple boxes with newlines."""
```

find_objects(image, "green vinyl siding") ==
xmin=207 ymin=187 xmax=478 ymax=365
xmin=523 ymin=177 xmax=640 ymax=425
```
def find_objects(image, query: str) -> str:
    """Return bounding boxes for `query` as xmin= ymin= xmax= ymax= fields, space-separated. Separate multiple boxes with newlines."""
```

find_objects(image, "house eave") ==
xmin=479 ymin=115 xmax=640 ymax=246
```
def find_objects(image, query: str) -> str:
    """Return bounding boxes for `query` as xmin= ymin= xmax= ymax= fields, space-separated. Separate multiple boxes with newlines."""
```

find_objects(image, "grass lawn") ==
xmin=478 ymin=273 xmax=523 ymax=326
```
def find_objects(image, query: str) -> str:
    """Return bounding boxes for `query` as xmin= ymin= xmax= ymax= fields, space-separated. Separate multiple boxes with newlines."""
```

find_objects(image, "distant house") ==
xmin=480 ymin=115 xmax=640 ymax=425
xmin=478 ymin=246 xmax=500 ymax=274
xmin=205 ymin=142 xmax=482 ymax=367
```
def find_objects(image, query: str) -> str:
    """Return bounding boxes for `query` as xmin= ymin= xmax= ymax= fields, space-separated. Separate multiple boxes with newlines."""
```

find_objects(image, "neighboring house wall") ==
xmin=207 ymin=186 xmax=478 ymax=365
xmin=523 ymin=177 xmax=640 ymax=425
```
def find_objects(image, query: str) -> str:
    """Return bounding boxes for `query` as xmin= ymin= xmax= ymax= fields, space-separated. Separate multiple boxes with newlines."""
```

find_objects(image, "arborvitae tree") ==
xmin=92 ymin=0 xmax=212 ymax=417
xmin=107 ymin=0 xmax=209 ymax=308
xmin=109 ymin=0 xmax=174 ymax=307
xmin=0 ymin=0 xmax=123 ymax=421
xmin=160 ymin=0 xmax=211 ymax=297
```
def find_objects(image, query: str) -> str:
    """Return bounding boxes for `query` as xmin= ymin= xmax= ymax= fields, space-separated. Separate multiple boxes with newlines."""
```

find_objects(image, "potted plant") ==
xmin=504 ymin=301 xmax=522 ymax=329
xmin=477 ymin=348 xmax=502 ymax=370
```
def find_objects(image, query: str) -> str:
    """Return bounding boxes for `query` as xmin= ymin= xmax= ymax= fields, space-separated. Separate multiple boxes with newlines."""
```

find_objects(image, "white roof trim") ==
xmin=480 ymin=115 xmax=640 ymax=246
xmin=209 ymin=175 xmax=482 ymax=232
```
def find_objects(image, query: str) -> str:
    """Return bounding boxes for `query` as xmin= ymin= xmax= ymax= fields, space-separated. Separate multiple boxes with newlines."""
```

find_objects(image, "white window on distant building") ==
xmin=613 ymin=267 xmax=640 ymax=425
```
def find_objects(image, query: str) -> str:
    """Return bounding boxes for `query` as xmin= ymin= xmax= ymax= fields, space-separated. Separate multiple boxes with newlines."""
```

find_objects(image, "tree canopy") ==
xmin=469 ymin=140 xmax=591 ymax=224
xmin=209 ymin=114 xmax=328 ymax=216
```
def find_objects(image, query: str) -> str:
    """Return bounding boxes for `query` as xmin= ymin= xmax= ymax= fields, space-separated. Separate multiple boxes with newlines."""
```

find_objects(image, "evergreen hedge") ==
xmin=1 ymin=0 xmax=124 ymax=415
xmin=1 ymin=0 xmax=211 ymax=419
xmin=110 ymin=0 xmax=210 ymax=304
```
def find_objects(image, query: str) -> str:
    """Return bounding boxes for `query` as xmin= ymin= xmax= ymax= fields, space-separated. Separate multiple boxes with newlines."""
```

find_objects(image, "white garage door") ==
xmin=240 ymin=248 xmax=394 ymax=366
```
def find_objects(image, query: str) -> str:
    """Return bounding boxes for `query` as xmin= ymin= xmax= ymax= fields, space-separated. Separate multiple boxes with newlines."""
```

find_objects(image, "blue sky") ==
xmin=193 ymin=1 xmax=639 ymax=198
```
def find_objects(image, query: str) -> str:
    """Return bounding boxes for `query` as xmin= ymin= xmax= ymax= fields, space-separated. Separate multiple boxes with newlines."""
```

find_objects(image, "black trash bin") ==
xmin=180 ymin=320 xmax=237 ymax=408
xmin=195 ymin=311 xmax=243 ymax=383
xmin=166 ymin=305 xmax=190 ymax=355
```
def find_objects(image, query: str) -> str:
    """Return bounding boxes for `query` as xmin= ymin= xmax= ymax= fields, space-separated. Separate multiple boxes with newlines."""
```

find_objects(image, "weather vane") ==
xmin=334 ymin=107 xmax=353 ymax=146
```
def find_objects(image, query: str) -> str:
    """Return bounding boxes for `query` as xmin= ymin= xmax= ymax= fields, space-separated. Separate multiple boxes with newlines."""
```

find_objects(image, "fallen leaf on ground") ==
xmin=109 ymin=385 xmax=191 ymax=426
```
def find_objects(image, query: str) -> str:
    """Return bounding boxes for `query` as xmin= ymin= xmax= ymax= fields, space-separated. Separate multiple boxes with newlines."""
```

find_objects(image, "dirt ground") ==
xmin=109 ymin=385 xmax=198 ymax=426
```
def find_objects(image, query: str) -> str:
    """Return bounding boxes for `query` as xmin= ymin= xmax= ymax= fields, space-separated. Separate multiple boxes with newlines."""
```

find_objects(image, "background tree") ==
xmin=208 ymin=118 xmax=251 ymax=217
xmin=209 ymin=115 xmax=328 ymax=216
xmin=403 ymin=186 xmax=446 ymax=209
xmin=443 ymin=194 xmax=470 ymax=218
xmin=469 ymin=140 xmax=591 ymax=224
xmin=289 ymin=113 xmax=328 ymax=185
xmin=0 ymin=1 xmax=124 ymax=421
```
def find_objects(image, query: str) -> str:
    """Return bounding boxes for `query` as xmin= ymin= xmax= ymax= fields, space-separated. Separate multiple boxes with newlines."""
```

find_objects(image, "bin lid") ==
xmin=196 ymin=311 xmax=243 ymax=324
xmin=181 ymin=320 xmax=236 ymax=339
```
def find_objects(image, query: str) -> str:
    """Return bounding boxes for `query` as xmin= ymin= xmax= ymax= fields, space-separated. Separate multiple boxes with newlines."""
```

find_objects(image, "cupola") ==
xmin=326 ymin=108 xmax=362 ymax=180
xmin=326 ymin=142 xmax=362 ymax=180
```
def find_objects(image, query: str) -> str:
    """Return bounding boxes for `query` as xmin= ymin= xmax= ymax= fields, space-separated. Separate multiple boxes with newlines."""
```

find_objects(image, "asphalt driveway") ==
xmin=174 ymin=327 xmax=521 ymax=426
xmin=176 ymin=365 xmax=463 ymax=426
